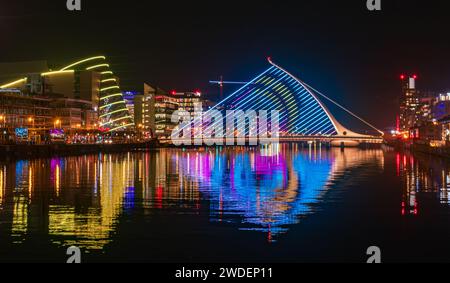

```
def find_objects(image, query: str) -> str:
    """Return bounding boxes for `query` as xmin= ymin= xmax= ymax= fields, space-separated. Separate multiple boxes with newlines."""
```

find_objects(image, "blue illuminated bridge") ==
xmin=206 ymin=58 xmax=384 ymax=146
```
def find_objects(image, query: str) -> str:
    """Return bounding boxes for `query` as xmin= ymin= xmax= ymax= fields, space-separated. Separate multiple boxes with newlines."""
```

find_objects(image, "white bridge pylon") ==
xmin=175 ymin=59 xmax=384 ymax=145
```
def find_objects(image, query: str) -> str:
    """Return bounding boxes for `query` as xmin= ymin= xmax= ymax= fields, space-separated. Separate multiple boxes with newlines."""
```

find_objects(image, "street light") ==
xmin=28 ymin=117 xmax=35 ymax=129
xmin=54 ymin=119 xmax=61 ymax=129
xmin=0 ymin=115 xmax=5 ymax=128
xmin=28 ymin=117 xmax=35 ymax=142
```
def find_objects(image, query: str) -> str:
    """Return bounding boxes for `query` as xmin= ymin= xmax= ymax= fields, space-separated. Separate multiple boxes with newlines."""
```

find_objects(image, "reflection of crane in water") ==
xmin=209 ymin=76 xmax=252 ymax=100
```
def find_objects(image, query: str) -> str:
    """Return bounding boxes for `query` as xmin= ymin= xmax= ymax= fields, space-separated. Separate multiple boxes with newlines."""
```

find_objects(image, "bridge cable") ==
xmin=300 ymin=81 xmax=384 ymax=137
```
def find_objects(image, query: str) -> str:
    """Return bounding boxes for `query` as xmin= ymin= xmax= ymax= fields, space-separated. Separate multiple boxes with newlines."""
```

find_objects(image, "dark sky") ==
xmin=1 ymin=0 xmax=450 ymax=130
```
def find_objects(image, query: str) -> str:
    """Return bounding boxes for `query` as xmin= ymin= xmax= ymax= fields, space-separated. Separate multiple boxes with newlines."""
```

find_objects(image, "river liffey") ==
xmin=1 ymin=145 xmax=450 ymax=262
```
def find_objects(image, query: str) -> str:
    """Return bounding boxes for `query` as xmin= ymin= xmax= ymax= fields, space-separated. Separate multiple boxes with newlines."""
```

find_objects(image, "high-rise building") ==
xmin=399 ymin=75 xmax=421 ymax=131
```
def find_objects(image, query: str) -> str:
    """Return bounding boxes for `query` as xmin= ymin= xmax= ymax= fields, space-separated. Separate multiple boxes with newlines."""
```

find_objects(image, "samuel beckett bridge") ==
xmin=180 ymin=58 xmax=383 ymax=147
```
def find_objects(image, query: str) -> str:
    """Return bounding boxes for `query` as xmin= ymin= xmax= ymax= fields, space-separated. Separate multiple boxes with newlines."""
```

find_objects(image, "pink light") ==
xmin=413 ymin=75 xmax=418 ymax=80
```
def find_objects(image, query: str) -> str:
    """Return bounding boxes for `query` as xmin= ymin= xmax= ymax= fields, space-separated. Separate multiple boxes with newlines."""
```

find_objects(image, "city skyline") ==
xmin=3 ymin=0 xmax=450 ymax=266
xmin=2 ymin=0 xmax=450 ymax=129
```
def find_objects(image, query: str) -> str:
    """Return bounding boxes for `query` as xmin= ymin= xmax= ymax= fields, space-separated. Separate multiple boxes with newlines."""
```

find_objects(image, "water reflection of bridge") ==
xmin=172 ymin=145 xmax=385 ymax=239
xmin=0 ymin=146 xmax=385 ymax=250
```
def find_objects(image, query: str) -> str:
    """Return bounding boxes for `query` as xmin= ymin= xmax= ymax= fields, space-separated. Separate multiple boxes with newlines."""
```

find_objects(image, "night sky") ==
xmin=1 ymin=0 xmax=450 ymax=130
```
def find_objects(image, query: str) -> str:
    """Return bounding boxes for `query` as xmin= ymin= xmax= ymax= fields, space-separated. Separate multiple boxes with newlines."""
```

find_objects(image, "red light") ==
xmin=400 ymin=74 xmax=405 ymax=80
xmin=171 ymin=90 xmax=176 ymax=95
xmin=413 ymin=75 xmax=418 ymax=79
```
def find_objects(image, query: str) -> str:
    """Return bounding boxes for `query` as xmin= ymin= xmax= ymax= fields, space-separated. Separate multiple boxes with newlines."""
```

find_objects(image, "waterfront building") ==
xmin=123 ymin=91 xmax=138 ymax=122
xmin=432 ymin=93 xmax=450 ymax=121
xmin=0 ymin=89 xmax=98 ymax=143
xmin=154 ymin=92 xmax=179 ymax=140
xmin=399 ymin=75 xmax=420 ymax=131
xmin=409 ymin=121 xmax=441 ymax=143
xmin=0 ymin=56 xmax=134 ymax=132
xmin=50 ymin=98 xmax=98 ymax=131
xmin=398 ymin=75 xmax=440 ymax=134
xmin=173 ymin=91 xmax=203 ymax=114
xmin=134 ymin=83 xmax=157 ymax=139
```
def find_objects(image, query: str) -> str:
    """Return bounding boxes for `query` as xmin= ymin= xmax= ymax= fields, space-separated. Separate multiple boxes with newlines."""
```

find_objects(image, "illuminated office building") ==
xmin=123 ymin=91 xmax=138 ymax=120
xmin=399 ymin=75 xmax=420 ymax=131
xmin=154 ymin=92 xmax=179 ymax=140
xmin=134 ymin=83 xmax=157 ymax=138
xmin=0 ymin=56 xmax=134 ymax=132
xmin=0 ymin=88 xmax=99 ymax=143
xmin=172 ymin=91 xmax=203 ymax=114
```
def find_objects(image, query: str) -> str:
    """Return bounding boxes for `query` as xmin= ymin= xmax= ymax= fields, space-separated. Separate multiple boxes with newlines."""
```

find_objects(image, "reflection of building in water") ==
xmin=397 ymin=152 xmax=450 ymax=216
xmin=0 ymin=147 xmax=385 ymax=248
xmin=170 ymin=145 xmax=385 ymax=240
xmin=0 ymin=166 xmax=4 ymax=206
xmin=0 ymin=154 xmax=138 ymax=250
xmin=47 ymin=154 xmax=135 ymax=249
xmin=143 ymin=149 xmax=201 ymax=208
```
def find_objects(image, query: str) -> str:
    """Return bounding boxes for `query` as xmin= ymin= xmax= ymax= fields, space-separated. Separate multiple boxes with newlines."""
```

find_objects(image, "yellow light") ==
xmin=41 ymin=70 xmax=74 ymax=76
xmin=101 ymin=78 xmax=117 ymax=83
xmin=101 ymin=71 xmax=113 ymax=75
xmin=28 ymin=117 xmax=33 ymax=122
xmin=100 ymin=116 xmax=132 ymax=126
xmin=100 ymin=93 xmax=123 ymax=100
xmin=99 ymin=108 xmax=128 ymax=118
xmin=0 ymin=78 xmax=27 ymax=89
xmin=101 ymin=86 xmax=120 ymax=92
xmin=60 ymin=56 xmax=106 ymax=71
xmin=86 ymin=64 xmax=110 ymax=70
xmin=99 ymin=101 xmax=125 ymax=110
xmin=108 ymin=123 xmax=135 ymax=132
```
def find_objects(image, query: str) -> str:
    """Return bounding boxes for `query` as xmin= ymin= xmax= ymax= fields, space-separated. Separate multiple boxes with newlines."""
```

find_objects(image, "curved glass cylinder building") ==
xmin=59 ymin=56 xmax=134 ymax=131
xmin=0 ymin=56 xmax=134 ymax=132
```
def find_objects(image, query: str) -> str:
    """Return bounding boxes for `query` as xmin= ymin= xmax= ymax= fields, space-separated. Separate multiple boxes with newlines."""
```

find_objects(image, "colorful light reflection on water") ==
xmin=174 ymin=145 xmax=385 ymax=239
xmin=0 ymin=146 xmax=386 ymax=252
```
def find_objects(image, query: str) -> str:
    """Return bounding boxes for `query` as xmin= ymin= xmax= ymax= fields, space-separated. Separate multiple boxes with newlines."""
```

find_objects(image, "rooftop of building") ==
xmin=0 ymin=60 xmax=49 ymax=84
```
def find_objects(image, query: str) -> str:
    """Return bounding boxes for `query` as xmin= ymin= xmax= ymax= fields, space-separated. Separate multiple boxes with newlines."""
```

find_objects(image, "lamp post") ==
xmin=54 ymin=119 xmax=61 ymax=129
xmin=0 ymin=115 xmax=5 ymax=144
xmin=0 ymin=115 xmax=5 ymax=128
xmin=28 ymin=117 xmax=34 ymax=143
xmin=28 ymin=117 xmax=35 ymax=129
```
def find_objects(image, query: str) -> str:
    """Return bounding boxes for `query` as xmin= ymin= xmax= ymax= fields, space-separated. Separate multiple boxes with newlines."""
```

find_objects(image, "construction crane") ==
xmin=209 ymin=76 xmax=251 ymax=99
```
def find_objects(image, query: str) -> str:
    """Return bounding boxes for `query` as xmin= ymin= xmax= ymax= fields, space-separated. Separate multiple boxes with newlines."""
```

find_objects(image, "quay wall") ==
xmin=0 ymin=141 xmax=158 ymax=160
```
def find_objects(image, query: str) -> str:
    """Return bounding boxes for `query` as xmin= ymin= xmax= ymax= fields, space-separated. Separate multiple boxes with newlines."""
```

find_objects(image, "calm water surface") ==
xmin=1 ymin=145 xmax=450 ymax=262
